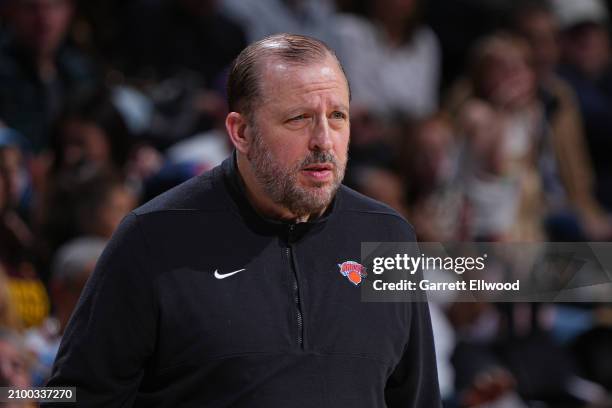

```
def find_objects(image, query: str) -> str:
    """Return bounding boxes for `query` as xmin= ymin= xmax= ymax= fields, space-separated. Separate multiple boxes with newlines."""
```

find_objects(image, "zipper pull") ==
xmin=287 ymin=224 xmax=296 ymax=244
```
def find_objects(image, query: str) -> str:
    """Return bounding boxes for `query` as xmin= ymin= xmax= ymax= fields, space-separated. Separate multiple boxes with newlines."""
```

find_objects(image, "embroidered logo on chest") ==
xmin=338 ymin=261 xmax=367 ymax=286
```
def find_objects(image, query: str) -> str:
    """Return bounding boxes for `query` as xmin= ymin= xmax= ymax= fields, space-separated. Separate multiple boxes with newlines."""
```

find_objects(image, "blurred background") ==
xmin=0 ymin=0 xmax=612 ymax=406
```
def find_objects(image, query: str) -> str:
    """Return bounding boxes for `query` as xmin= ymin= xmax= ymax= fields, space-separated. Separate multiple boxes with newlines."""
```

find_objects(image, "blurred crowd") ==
xmin=1 ymin=0 xmax=612 ymax=406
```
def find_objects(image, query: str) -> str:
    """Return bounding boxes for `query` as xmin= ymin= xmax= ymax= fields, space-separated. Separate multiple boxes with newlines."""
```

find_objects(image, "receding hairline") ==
xmin=259 ymin=51 xmax=348 ymax=89
xmin=227 ymin=33 xmax=351 ymax=115
xmin=255 ymin=34 xmax=331 ymax=55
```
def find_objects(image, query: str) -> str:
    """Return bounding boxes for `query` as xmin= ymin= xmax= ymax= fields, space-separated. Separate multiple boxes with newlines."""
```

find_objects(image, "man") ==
xmin=553 ymin=0 xmax=612 ymax=212
xmin=512 ymin=1 xmax=612 ymax=241
xmin=45 ymin=34 xmax=441 ymax=407
xmin=0 ymin=0 xmax=98 ymax=152
xmin=0 ymin=329 xmax=34 ymax=404
xmin=24 ymin=237 xmax=107 ymax=386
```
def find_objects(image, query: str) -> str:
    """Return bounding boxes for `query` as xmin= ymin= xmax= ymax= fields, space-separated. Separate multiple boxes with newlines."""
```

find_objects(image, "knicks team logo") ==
xmin=338 ymin=261 xmax=367 ymax=286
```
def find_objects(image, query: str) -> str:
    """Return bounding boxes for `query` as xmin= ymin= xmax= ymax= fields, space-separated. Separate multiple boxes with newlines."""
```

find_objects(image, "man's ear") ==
xmin=225 ymin=112 xmax=251 ymax=155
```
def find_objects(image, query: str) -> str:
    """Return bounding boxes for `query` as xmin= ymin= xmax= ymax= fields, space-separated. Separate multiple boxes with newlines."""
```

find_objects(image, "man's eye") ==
xmin=290 ymin=115 xmax=306 ymax=121
xmin=331 ymin=111 xmax=347 ymax=120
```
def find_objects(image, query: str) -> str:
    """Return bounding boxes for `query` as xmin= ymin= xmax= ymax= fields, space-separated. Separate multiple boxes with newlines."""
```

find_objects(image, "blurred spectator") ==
xmin=0 ymin=126 xmax=34 ymax=223
xmin=512 ymin=0 xmax=612 ymax=241
xmin=346 ymin=165 xmax=409 ymax=217
xmin=49 ymin=90 xmax=133 ymax=176
xmin=66 ymin=0 xmax=131 ymax=63
xmin=0 ymin=0 xmax=99 ymax=152
xmin=165 ymin=127 xmax=232 ymax=174
xmin=513 ymin=1 xmax=560 ymax=82
xmin=46 ymin=88 xmax=167 ymax=203
xmin=554 ymin=0 xmax=612 ymax=212
xmin=0 ymin=152 xmax=49 ymax=328
xmin=572 ymin=326 xmax=612 ymax=393
xmin=344 ymin=110 xmax=397 ymax=173
xmin=25 ymin=236 xmax=105 ymax=386
xmin=426 ymin=0 xmax=516 ymax=92
xmin=0 ymin=328 xmax=33 ymax=391
xmin=0 ymin=266 xmax=21 ymax=330
xmin=399 ymin=114 xmax=466 ymax=241
xmin=106 ymin=0 xmax=246 ymax=145
xmin=448 ymin=300 xmax=589 ymax=406
xmin=222 ymin=0 xmax=337 ymax=43
xmin=447 ymin=33 xmax=545 ymax=241
xmin=48 ymin=236 xmax=104 ymax=334
xmin=41 ymin=167 xmax=135 ymax=265
xmin=334 ymin=0 xmax=441 ymax=120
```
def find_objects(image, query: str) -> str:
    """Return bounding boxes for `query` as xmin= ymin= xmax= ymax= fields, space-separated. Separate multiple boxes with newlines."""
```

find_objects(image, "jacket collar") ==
xmin=221 ymin=151 xmax=338 ymax=241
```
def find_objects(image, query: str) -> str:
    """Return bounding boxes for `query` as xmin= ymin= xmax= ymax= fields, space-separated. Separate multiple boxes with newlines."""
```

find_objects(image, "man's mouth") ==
xmin=301 ymin=163 xmax=334 ymax=181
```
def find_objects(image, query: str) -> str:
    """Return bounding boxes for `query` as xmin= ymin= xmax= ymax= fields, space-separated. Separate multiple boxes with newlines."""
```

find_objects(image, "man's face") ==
xmin=245 ymin=54 xmax=350 ymax=217
xmin=563 ymin=24 xmax=610 ymax=78
xmin=9 ymin=0 xmax=72 ymax=56
xmin=0 ymin=339 xmax=30 ymax=388
xmin=519 ymin=11 xmax=560 ymax=78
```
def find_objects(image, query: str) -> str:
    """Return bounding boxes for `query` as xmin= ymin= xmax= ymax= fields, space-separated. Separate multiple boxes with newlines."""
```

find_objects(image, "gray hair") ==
xmin=51 ymin=236 xmax=107 ymax=283
xmin=227 ymin=33 xmax=350 ymax=119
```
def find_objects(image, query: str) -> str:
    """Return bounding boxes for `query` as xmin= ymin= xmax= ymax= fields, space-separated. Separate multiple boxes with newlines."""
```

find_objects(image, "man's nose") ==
xmin=309 ymin=117 xmax=333 ymax=151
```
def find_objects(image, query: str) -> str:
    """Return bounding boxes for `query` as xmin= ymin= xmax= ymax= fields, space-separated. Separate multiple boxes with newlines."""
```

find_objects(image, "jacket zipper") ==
xmin=287 ymin=225 xmax=304 ymax=347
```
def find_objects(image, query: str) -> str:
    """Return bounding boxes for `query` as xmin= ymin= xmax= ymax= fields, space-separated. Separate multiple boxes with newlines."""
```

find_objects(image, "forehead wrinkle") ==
xmin=258 ymin=56 xmax=349 ymax=107
xmin=263 ymin=83 xmax=348 ymax=115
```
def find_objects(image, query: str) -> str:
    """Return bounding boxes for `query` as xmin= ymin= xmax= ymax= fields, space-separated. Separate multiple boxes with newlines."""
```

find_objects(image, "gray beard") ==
xmin=247 ymin=130 xmax=346 ymax=218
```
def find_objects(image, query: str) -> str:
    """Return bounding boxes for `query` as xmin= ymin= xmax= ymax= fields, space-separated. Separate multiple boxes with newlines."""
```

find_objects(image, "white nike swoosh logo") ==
xmin=214 ymin=268 xmax=246 ymax=279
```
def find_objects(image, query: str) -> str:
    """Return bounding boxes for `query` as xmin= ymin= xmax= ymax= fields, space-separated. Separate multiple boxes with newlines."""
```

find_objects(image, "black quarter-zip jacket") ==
xmin=45 ymin=156 xmax=441 ymax=407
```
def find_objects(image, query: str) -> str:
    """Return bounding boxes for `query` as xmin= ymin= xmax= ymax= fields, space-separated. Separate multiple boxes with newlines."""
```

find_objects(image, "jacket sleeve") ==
xmin=43 ymin=212 xmax=159 ymax=407
xmin=384 ymin=284 xmax=442 ymax=407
